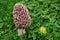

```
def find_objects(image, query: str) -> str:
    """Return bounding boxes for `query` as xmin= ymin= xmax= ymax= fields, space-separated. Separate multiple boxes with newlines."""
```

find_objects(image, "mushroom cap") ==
xmin=13 ymin=3 xmax=31 ymax=29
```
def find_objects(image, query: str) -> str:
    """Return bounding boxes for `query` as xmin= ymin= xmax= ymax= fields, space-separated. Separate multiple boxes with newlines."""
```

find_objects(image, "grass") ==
xmin=0 ymin=0 xmax=60 ymax=40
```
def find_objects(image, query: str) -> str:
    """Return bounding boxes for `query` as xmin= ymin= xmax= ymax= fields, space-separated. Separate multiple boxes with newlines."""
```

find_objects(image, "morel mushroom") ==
xmin=13 ymin=3 xmax=31 ymax=36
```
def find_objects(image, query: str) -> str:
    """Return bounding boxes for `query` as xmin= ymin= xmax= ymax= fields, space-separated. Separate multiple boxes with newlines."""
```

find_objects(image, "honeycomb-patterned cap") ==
xmin=13 ymin=3 xmax=31 ymax=29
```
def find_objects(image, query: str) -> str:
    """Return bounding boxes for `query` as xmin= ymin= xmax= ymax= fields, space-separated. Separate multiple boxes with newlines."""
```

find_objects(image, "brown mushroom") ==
xmin=13 ymin=3 xmax=31 ymax=36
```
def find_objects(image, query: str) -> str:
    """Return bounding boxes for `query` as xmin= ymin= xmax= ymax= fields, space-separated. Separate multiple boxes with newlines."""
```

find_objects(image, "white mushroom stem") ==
xmin=18 ymin=29 xmax=26 ymax=36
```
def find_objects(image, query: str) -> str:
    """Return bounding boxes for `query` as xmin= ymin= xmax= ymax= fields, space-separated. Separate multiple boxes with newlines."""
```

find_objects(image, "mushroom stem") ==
xmin=18 ymin=29 xmax=26 ymax=36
